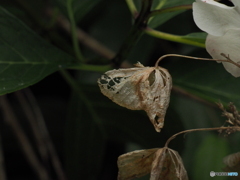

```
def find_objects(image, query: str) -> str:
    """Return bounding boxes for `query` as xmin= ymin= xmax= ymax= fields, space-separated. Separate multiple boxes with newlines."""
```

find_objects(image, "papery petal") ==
xmin=232 ymin=0 xmax=240 ymax=12
xmin=206 ymin=28 xmax=240 ymax=77
xmin=193 ymin=0 xmax=240 ymax=36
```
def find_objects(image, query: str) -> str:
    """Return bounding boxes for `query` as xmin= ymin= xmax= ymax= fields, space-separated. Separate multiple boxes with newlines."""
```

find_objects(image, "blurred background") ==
xmin=0 ymin=0 xmax=239 ymax=180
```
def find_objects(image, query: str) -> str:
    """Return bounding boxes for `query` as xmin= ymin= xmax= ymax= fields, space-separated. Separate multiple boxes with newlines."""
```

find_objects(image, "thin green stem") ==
xmin=67 ymin=0 xmax=84 ymax=62
xmin=125 ymin=0 xmax=138 ymax=17
xmin=149 ymin=5 xmax=192 ymax=18
xmin=59 ymin=69 xmax=106 ymax=137
xmin=145 ymin=28 xmax=205 ymax=48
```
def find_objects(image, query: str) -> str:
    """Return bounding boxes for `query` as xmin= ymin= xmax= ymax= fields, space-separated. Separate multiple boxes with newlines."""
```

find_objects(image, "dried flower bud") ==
xmin=98 ymin=62 xmax=172 ymax=132
xmin=117 ymin=148 xmax=158 ymax=180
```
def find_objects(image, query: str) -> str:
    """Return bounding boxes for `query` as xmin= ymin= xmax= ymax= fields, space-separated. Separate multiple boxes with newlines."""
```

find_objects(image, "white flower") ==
xmin=193 ymin=0 xmax=240 ymax=77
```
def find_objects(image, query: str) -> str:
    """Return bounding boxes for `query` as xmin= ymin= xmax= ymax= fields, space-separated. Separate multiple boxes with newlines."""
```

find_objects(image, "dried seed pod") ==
xmin=117 ymin=148 xmax=158 ymax=180
xmin=97 ymin=62 xmax=172 ymax=132
xmin=223 ymin=152 xmax=240 ymax=167
xmin=150 ymin=147 xmax=188 ymax=180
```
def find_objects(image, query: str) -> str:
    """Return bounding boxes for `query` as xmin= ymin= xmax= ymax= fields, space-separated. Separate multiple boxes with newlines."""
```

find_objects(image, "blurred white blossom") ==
xmin=193 ymin=0 xmax=240 ymax=77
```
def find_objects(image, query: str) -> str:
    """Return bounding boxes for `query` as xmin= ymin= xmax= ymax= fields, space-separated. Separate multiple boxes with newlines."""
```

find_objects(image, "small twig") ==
xmin=22 ymin=89 xmax=67 ymax=180
xmin=0 ymin=133 xmax=7 ymax=180
xmin=164 ymin=126 xmax=240 ymax=147
xmin=220 ymin=53 xmax=240 ymax=68
xmin=0 ymin=95 xmax=51 ymax=180
xmin=46 ymin=9 xmax=115 ymax=60
xmin=15 ymin=91 xmax=48 ymax=163
xmin=154 ymin=54 xmax=240 ymax=68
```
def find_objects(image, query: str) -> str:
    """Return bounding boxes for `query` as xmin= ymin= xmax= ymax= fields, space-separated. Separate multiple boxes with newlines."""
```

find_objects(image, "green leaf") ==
xmin=53 ymin=0 xmax=101 ymax=22
xmin=193 ymin=134 xmax=229 ymax=180
xmin=0 ymin=7 xmax=75 ymax=95
xmin=170 ymin=59 xmax=240 ymax=108
xmin=181 ymin=32 xmax=207 ymax=45
xmin=81 ymin=84 xmax=184 ymax=150
xmin=72 ymin=0 xmax=101 ymax=22
xmin=148 ymin=0 xmax=194 ymax=28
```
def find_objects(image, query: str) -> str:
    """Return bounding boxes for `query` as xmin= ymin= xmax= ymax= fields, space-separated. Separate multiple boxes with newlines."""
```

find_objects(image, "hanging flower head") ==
xmin=193 ymin=0 xmax=240 ymax=77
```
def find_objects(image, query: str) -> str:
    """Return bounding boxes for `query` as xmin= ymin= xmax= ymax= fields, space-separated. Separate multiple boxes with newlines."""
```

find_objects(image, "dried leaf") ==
xmin=223 ymin=152 xmax=240 ymax=179
xmin=117 ymin=148 xmax=158 ymax=180
xmin=97 ymin=62 xmax=172 ymax=132
xmin=150 ymin=147 xmax=188 ymax=180
xmin=223 ymin=152 xmax=240 ymax=168
xmin=217 ymin=102 xmax=240 ymax=136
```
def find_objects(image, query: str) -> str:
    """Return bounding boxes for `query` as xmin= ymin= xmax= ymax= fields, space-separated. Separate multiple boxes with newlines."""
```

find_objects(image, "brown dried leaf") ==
xmin=223 ymin=152 xmax=240 ymax=179
xmin=117 ymin=148 xmax=159 ymax=180
xmin=223 ymin=152 xmax=240 ymax=168
xmin=97 ymin=62 xmax=172 ymax=132
xmin=150 ymin=147 xmax=188 ymax=180
xmin=217 ymin=102 xmax=240 ymax=136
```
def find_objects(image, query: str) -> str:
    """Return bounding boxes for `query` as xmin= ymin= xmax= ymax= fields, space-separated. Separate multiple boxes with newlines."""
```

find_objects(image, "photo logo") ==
xmin=210 ymin=171 xmax=238 ymax=177
xmin=210 ymin=171 xmax=215 ymax=177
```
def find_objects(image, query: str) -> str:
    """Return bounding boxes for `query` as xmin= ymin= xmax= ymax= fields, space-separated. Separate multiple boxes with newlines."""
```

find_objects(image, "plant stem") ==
xmin=112 ymin=0 xmax=153 ymax=67
xmin=0 ymin=96 xmax=50 ymax=180
xmin=0 ymin=134 xmax=7 ymax=180
xmin=165 ymin=126 xmax=240 ymax=147
xmin=125 ymin=0 xmax=138 ymax=17
xmin=67 ymin=0 xmax=84 ymax=62
xmin=145 ymin=28 xmax=205 ymax=48
xmin=154 ymin=54 xmax=240 ymax=68
xmin=149 ymin=5 xmax=192 ymax=18
xmin=18 ymin=89 xmax=67 ymax=180
xmin=154 ymin=0 xmax=167 ymax=10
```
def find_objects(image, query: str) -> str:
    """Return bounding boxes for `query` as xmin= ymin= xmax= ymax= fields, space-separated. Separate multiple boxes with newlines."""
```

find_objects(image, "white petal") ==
xmin=232 ymin=0 xmax=240 ymax=11
xmin=196 ymin=0 xmax=231 ymax=8
xmin=193 ymin=1 xmax=240 ymax=36
xmin=206 ymin=29 xmax=240 ymax=77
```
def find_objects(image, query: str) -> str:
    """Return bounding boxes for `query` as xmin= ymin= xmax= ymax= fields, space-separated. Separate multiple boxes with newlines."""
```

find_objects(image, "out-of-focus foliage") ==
xmin=0 ymin=0 xmax=238 ymax=179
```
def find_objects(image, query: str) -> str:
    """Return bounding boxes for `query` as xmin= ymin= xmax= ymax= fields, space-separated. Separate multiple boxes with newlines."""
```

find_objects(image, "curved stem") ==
xmin=67 ymin=0 xmax=84 ymax=62
xmin=154 ymin=54 xmax=240 ymax=69
xmin=165 ymin=126 xmax=240 ymax=147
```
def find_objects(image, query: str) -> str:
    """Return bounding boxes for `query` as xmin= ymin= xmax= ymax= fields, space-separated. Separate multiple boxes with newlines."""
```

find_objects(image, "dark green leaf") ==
xmin=53 ymin=0 xmax=101 ymax=22
xmin=148 ymin=0 xmax=194 ymax=28
xmin=181 ymin=32 xmax=206 ymax=45
xmin=172 ymin=61 xmax=240 ymax=108
xmin=193 ymin=134 xmax=229 ymax=180
xmin=81 ymin=84 xmax=184 ymax=149
xmin=0 ymin=7 xmax=75 ymax=95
